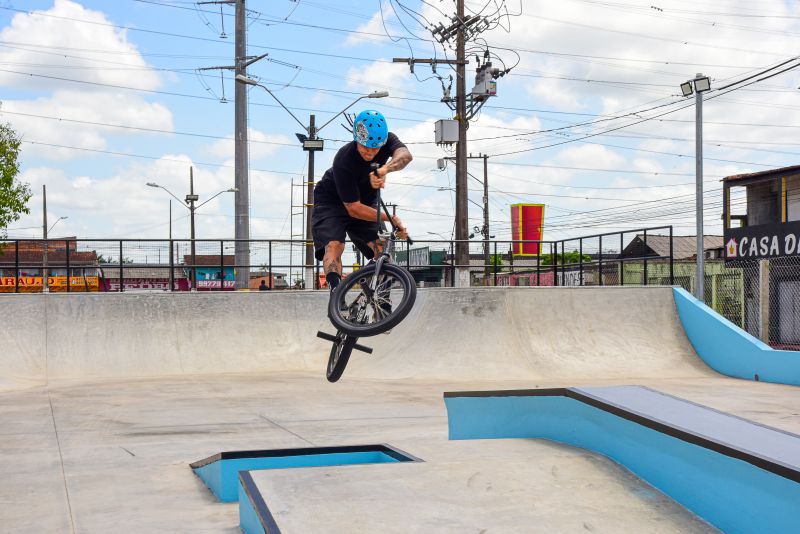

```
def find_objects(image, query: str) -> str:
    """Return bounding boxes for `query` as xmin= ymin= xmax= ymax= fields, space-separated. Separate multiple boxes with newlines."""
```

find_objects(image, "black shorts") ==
xmin=312 ymin=203 xmax=381 ymax=261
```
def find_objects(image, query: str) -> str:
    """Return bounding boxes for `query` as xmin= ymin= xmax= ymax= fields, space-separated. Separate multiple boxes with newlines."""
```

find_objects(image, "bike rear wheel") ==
xmin=327 ymin=331 xmax=358 ymax=382
xmin=329 ymin=262 xmax=416 ymax=337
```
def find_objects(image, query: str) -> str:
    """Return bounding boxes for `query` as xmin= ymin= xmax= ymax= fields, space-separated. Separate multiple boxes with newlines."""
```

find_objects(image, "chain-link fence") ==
xmin=714 ymin=257 xmax=800 ymax=350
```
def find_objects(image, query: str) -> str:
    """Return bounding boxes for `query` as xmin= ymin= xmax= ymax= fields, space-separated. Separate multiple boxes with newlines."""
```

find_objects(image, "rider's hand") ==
xmin=392 ymin=216 xmax=408 ymax=240
xmin=370 ymin=167 xmax=387 ymax=189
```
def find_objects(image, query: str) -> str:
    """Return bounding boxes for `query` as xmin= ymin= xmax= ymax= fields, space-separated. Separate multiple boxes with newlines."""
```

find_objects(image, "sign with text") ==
xmin=724 ymin=221 xmax=800 ymax=261
xmin=0 ymin=276 xmax=100 ymax=292
xmin=511 ymin=203 xmax=545 ymax=257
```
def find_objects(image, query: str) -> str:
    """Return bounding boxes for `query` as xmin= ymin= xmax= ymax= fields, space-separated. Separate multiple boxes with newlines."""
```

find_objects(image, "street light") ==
xmin=147 ymin=169 xmax=237 ymax=291
xmin=48 ymin=216 xmax=68 ymax=236
xmin=235 ymin=74 xmax=389 ymax=289
xmin=427 ymin=231 xmax=452 ymax=241
xmin=680 ymin=73 xmax=712 ymax=301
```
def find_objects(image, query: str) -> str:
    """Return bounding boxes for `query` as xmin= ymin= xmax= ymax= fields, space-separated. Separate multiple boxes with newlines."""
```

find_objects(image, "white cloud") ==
xmin=207 ymin=128 xmax=295 ymax=161
xmin=0 ymin=0 xmax=161 ymax=91
xmin=343 ymin=2 xmax=393 ymax=47
xmin=3 ymin=91 xmax=173 ymax=160
xmin=344 ymin=59 xmax=411 ymax=98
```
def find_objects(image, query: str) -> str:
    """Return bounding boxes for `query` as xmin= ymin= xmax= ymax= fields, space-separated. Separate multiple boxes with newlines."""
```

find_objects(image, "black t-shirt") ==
xmin=314 ymin=133 xmax=406 ymax=210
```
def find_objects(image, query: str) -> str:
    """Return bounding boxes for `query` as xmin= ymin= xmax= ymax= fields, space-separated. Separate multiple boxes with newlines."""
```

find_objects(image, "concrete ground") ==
xmin=2 ymin=287 xmax=799 ymax=532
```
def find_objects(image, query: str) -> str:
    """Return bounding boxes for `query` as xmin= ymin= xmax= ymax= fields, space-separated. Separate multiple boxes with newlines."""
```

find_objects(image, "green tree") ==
xmin=0 ymin=122 xmax=31 ymax=238
xmin=489 ymin=253 xmax=505 ymax=271
xmin=539 ymin=250 xmax=592 ymax=266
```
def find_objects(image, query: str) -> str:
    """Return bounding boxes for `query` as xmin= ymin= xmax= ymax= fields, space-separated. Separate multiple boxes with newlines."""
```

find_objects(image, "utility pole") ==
xmin=482 ymin=154 xmax=489 ymax=284
xmin=305 ymin=114 xmax=316 ymax=289
xmin=233 ymin=0 xmax=249 ymax=291
xmin=455 ymin=0 xmax=469 ymax=288
xmin=444 ymin=153 xmax=491 ymax=283
xmin=42 ymin=184 xmax=48 ymax=293
xmin=198 ymin=0 xmax=267 ymax=290
xmin=188 ymin=167 xmax=199 ymax=291
xmin=695 ymin=73 xmax=705 ymax=302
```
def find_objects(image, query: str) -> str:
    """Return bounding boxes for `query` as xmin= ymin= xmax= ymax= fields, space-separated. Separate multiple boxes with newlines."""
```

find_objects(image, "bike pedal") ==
xmin=316 ymin=331 xmax=338 ymax=343
xmin=353 ymin=342 xmax=373 ymax=354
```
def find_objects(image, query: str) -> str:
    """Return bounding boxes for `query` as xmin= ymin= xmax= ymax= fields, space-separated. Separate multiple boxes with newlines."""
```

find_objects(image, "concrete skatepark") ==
xmin=2 ymin=286 xmax=800 ymax=532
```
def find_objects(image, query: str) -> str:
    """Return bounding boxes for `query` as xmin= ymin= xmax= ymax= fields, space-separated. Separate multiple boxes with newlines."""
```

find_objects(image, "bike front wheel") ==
xmin=328 ymin=262 xmax=416 ymax=337
xmin=327 ymin=331 xmax=358 ymax=382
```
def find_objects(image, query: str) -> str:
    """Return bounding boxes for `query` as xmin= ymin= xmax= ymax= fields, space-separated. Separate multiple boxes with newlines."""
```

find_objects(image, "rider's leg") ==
xmin=312 ymin=205 xmax=347 ymax=293
xmin=322 ymin=241 xmax=345 ymax=292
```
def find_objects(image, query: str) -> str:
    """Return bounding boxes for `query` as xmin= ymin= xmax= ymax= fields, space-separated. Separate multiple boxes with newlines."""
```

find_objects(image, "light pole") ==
xmin=427 ymin=231 xmax=452 ymax=241
xmin=48 ymin=216 xmax=68 ymax=236
xmin=680 ymin=73 xmax=711 ymax=301
xmin=235 ymin=74 xmax=388 ymax=289
xmin=147 ymin=168 xmax=237 ymax=291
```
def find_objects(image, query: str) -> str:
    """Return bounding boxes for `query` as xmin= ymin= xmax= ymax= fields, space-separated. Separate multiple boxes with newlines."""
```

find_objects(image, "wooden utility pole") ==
xmin=455 ymin=0 xmax=469 ymax=287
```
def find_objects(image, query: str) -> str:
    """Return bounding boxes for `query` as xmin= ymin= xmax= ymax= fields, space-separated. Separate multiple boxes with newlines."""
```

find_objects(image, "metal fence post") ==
xmin=669 ymin=226 xmax=674 ymax=285
xmin=493 ymin=241 xmax=498 ymax=286
xmin=268 ymin=240 xmax=273 ymax=289
xmin=169 ymin=239 xmax=175 ymax=291
xmin=119 ymin=240 xmax=124 ymax=292
xmin=450 ymin=241 xmax=455 ymax=288
xmin=561 ymin=241 xmax=566 ymax=286
xmin=619 ymin=233 xmax=624 ymax=286
xmin=643 ymin=229 xmax=648 ymax=286
xmin=599 ymin=235 xmax=603 ymax=286
xmin=579 ymin=238 xmax=583 ymax=286
xmin=552 ymin=242 xmax=558 ymax=286
xmin=14 ymin=240 xmax=19 ymax=293
xmin=66 ymin=239 xmax=71 ymax=293
xmin=220 ymin=240 xmax=225 ymax=291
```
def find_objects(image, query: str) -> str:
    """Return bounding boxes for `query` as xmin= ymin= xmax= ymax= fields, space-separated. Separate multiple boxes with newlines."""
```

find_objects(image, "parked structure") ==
xmin=722 ymin=165 xmax=800 ymax=347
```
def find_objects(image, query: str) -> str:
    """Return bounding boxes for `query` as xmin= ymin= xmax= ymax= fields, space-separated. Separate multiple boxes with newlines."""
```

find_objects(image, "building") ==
xmin=621 ymin=234 xmax=724 ymax=262
xmin=0 ymin=239 xmax=100 ymax=292
xmin=722 ymin=165 xmax=800 ymax=347
xmin=99 ymin=266 xmax=189 ymax=292
xmin=183 ymin=254 xmax=235 ymax=290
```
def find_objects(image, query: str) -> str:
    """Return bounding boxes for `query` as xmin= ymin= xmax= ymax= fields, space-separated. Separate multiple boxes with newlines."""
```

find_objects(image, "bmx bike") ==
xmin=317 ymin=163 xmax=417 ymax=382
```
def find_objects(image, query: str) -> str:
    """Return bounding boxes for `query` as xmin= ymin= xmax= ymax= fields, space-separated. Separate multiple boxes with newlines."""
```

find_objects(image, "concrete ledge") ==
xmin=672 ymin=287 xmax=800 ymax=386
xmin=445 ymin=386 xmax=800 ymax=534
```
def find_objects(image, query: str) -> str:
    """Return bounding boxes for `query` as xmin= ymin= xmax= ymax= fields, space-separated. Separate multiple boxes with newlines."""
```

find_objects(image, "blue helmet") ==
xmin=353 ymin=110 xmax=388 ymax=148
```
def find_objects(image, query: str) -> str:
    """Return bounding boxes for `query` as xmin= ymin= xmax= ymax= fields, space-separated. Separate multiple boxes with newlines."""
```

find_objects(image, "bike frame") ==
xmin=370 ymin=162 xmax=414 ymax=291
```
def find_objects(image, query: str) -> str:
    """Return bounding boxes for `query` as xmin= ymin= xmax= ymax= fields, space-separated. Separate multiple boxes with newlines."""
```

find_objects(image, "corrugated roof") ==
xmin=723 ymin=165 xmax=800 ymax=183
xmin=0 ymin=249 xmax=97 ymax=265
xmin=182 ymin=255 xmax=235 ymax=266
xmin=624 ymin=234 xmax=723 ymax=260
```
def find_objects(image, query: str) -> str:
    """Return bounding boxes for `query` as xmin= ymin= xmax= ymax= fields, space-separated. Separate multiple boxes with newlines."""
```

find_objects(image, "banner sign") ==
xmin=408 ymin=247 xmax=429 ymax=271
xmin=511 ymin=203 xmax=545 ymax=256
xmin=0 ymin=276 xmax=100 ymax=292
xmin=724 ymin=221 xmax=800 ymax=261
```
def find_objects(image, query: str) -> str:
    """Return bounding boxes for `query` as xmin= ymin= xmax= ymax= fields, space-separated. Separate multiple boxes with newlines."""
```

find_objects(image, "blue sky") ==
xmin=2 ymin=0 xmax=800 ymax=247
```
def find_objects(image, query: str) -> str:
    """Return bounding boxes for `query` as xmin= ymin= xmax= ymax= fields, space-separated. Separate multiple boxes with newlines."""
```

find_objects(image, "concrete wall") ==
xmin=1 ymin=287 xmax=715 ymax=388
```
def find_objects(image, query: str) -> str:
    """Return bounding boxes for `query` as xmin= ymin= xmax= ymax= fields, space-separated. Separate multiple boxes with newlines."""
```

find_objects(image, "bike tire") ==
xmin=326 ymin=331 xmax=358 ymax=383
xmin=328 ymin=263 xmax=417 ymax=337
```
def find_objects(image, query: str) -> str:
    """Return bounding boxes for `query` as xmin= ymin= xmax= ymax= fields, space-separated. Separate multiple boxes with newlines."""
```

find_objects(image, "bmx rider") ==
xmin=311 ymin=110 xmax=412 ymax=298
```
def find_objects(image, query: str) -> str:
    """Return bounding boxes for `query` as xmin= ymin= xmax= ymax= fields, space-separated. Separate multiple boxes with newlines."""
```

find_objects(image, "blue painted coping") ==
xmin=238 ymin=471 xmax=279 ymax=534
xmin=672 ymin=287 xmax=800 ymax=386
xmin=191 ymin=444 xmax=418 ymax=503
xmin=445 ymin=391 xmax=800 ymax=534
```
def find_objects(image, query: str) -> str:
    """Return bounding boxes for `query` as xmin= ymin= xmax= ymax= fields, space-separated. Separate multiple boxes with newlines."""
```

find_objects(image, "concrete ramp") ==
xmin=1 ymin=287 xmax=714 ymax=386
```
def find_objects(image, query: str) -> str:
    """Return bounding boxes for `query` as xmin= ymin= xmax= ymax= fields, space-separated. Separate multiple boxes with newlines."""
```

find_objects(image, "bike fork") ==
xmin=370 ymin=253 xmax=389 ymax=292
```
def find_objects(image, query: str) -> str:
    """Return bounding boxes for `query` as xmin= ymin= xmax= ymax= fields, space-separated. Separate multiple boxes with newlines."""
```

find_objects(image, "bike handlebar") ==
xmin=370 ymin=163 xmax=413 ymax=245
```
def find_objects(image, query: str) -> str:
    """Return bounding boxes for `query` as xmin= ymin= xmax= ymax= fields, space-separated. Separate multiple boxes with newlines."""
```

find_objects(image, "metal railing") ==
xmin=0 ymin=226 xmax=674 ymax=292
